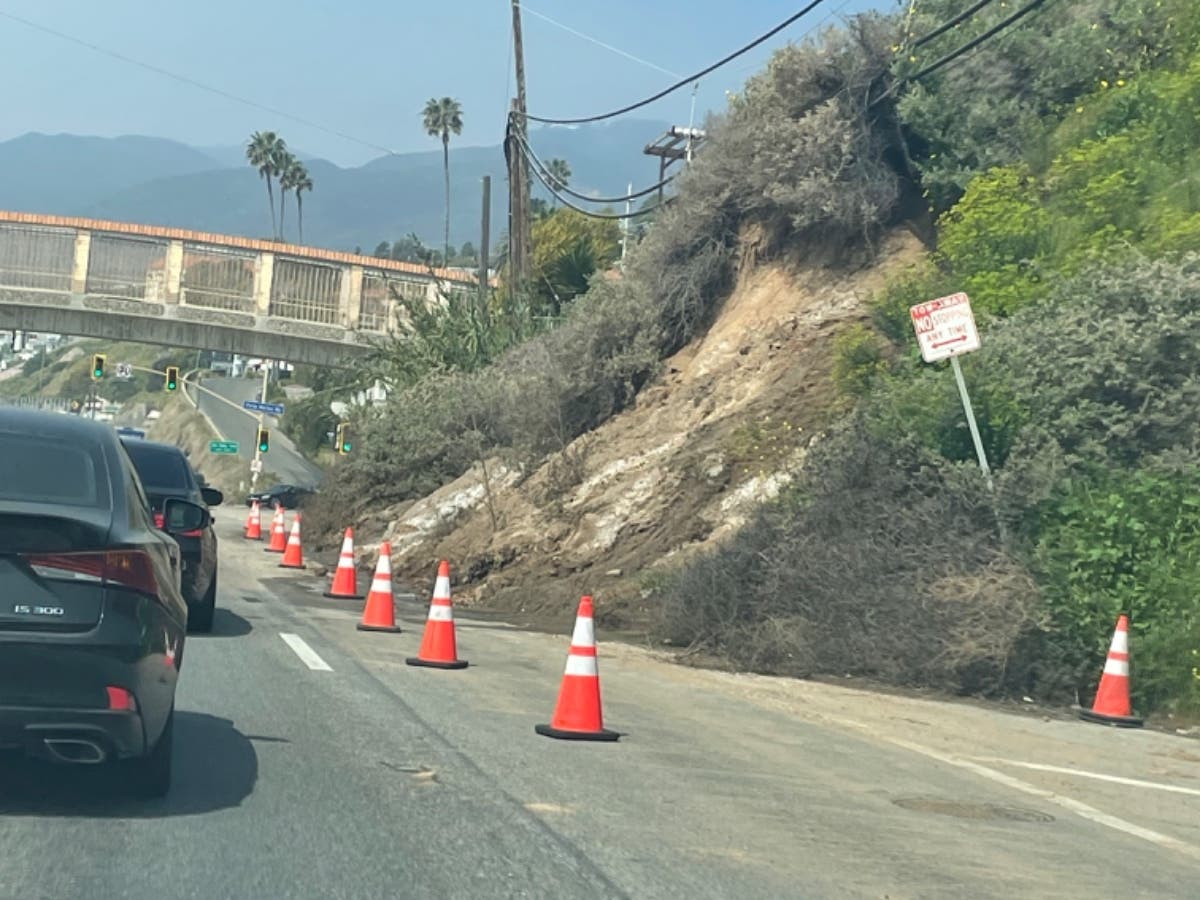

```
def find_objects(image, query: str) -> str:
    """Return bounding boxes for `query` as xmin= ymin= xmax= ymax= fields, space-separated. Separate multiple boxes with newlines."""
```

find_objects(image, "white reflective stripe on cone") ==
xmin=376 ymin=557 xmax=391 ymax=575
xmin=338 ymin=556 xmax=354 ymax=568
xmin=1104 ymin=658 xmax=1130 ymax=677
xmin=1110 ymin=628 xmax=1129 ymax=654
xmin=564 ymin=653 xmax=599 ymax=677
xmin=427 ymin=603 xmax=454 ymax=622
xmin=369 ymin=579 xmax=391 ymax=594
xmin=340 ymin=538 xmax=353 ymax=554
xmin=434 ymin=575 xmax=451 ymax=599
xmin=570 ymin=615 xmax=595 ymax=648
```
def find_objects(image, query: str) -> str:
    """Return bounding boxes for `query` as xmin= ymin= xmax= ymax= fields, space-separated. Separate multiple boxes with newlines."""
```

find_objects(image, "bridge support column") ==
xmin=70 ymin=231 xmax=92 ymax=293
xmin=165 ymin=240 xmax=184 ymax=303
xmin=344 ymin=265 xmax=363 ymax=330
xmin=254 ymin=252 xmax=275 ymax=316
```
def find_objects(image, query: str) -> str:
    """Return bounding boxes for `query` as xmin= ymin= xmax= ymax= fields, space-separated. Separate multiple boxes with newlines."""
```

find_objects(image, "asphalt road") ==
xmin=188 ymin=374 xmax=322 ymax=488
xmin=1 ymin=518 xmax=1198 ymax=899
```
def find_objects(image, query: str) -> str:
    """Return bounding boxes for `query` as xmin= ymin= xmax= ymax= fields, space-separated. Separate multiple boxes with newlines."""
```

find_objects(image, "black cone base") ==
xmin=357 ymin=623 xmax=402 ymax=633
xmin=535 ymin=723 xmax=620 ymax=742
xmin=1077 ymin=707 xmax=1143 ymax=728
xmin=406 ymin=657 xmax=469 ymax=669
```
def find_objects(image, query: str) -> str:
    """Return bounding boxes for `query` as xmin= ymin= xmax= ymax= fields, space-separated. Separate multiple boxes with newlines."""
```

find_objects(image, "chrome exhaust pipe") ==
xmin=43 ymin=737 xmax=108 ymax=764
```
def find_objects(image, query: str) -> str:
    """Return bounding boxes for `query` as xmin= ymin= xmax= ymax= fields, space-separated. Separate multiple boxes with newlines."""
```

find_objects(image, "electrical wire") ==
xmin=512 ymin=123 xmax=678 ymax=203
xmin=520 ymin=0 xmax=830 ymax=125
xmin=521 ymin=4 xmax=682 ymax=79
xmin=906 ymin=0 xmax=1055 ymax=82
xmin=0 ymin=9 xmax=403 ymax=158
xmin=871 ymin=0 xmax=1056 ymax=107
xmin=910 ymin=0 xmax=998 ymax=48
xmin=516 ymin=136 xmax=673 ymax=220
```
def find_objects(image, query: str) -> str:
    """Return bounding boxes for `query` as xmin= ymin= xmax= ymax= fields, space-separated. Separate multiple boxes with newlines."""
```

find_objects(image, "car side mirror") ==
xmin=200 ymin=486 xmax=224 ymax=507
xmin=163 ymin=498 xmax=211 ymax=534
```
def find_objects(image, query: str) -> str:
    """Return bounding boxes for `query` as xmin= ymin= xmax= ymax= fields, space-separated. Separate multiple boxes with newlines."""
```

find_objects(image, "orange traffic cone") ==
xmin=536 ymin=596 xmax=619 ymax=741
xmin=324 ymin=527 xmax=365 ymax=599
xmin=1079 ymin=614 xmax=1143 ymax=727
xmin=406 ymin=561 xmax=468 ymax=669
xmin=244 ymin=500 xmax=262 ymax=540
xmin=357 ymin=542 xmax=401 ymax=633
xmin=265 ymin=507 xmax=287 ymax=553
xmin=278 ymin=514 xmax=305 ymax=569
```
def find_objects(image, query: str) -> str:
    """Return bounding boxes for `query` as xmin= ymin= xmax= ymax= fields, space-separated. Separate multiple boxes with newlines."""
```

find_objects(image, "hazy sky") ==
xmin=0 ymin=0 xmax=894 ymax=167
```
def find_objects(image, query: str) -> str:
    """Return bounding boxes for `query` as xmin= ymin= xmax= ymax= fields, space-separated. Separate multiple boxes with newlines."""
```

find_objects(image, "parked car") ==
xmin=0 ymin=408 xmax=208 ymax=797
xmin=246 ymin=483 xmax=316 ymax=510
xmin=121 ymin=438 xmax=223 ymax=633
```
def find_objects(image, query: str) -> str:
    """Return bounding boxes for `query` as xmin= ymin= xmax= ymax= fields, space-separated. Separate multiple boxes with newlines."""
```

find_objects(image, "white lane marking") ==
xmin=826 ymin=717 xmax=1200 ymax=862
xmin=280 ymin=633 xmax=333 ymax=671
xmin=971 ymin=757 xmax=1200 ymax=798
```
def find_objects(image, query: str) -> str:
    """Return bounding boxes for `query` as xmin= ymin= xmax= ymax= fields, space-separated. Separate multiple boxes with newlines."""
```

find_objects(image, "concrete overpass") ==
xmin=0 ymin=211 xmax=480 ymax=367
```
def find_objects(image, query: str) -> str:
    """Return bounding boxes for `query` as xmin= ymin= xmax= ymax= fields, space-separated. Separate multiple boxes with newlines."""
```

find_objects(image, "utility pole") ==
xmin=479 ymin=175 xmax=491 ymax=307
xmin=620 ymin=181 xmax=632 ymax=270
xmin=509 ymin=0 xmax=532 ymax=292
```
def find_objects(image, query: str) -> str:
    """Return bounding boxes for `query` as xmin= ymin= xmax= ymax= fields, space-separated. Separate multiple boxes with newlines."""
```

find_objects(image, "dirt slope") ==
xmin=359 ymin=229 xmax=925 ymax=631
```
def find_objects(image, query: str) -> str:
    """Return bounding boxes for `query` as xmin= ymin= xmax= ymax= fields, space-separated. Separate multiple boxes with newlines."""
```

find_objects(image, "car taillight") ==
xmin=154 ymin=512 xmax=165 ymax=529
xmin=25 ymin=550 xmax=159 ymax=596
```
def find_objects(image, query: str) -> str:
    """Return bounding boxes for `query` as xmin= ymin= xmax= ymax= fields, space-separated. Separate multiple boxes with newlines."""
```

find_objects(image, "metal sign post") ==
xmin=910 ymin=291 xmax=996 ymax=495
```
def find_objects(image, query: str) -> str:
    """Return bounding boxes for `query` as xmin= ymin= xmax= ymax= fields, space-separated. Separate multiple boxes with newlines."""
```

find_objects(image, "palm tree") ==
xmin=422 ymin=97 xmax=464 ymax=265
xmin=275 ymin=149 xmax=297 ymax=241
xmin=546 ymin=158 xmax=572 ymax=207
xmin=292 ymin=163 xmax=313 ymax=244
xmin=246 ymin=131 xmax=287 ymax=239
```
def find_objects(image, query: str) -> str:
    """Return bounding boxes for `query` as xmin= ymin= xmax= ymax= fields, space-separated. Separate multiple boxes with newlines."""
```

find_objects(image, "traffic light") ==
xmin=91 ymin=353 xmax=106 ymax=380
xmin=335 ymin=421 xmax=352 ymax=454
xmin=165 ymin=366 xmax=179 ymax=391
xmin=256 ymin=426 xmax=270 ymax=453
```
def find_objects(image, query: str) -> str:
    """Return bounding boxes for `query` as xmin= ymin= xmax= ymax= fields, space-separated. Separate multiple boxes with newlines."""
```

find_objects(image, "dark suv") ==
xmin=0 ymin=408 xmax=209 ymax=797
xmin=121 ymin=439 xmax=222 ymax=633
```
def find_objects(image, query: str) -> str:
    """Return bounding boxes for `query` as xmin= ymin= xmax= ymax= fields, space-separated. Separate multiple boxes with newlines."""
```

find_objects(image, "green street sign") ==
xmin=209 ymin=440 xmax=239 ymax=454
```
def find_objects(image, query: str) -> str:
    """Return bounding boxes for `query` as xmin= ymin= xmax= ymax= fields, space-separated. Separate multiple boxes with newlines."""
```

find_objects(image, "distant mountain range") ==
xmin=0 ymin=121 xmax=672 ymax=253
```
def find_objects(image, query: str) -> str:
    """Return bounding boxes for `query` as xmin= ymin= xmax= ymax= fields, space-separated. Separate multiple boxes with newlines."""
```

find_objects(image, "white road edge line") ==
xmin=280 ymin=633 xmax=333 ymax=671
xmin=970 ymin=757 xmax=1200 ymax=798
xmin=827 ymin=717 xmax=1200 ymax=862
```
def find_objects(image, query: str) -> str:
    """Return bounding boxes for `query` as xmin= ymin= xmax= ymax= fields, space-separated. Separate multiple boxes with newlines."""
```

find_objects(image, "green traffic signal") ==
xmin=165 ymin=366 xmax=179 ymax=391
xmin=257 ymin=427 xmax=270 ymax=453
xmin=91 ymin=353 xmax=106 ymax=380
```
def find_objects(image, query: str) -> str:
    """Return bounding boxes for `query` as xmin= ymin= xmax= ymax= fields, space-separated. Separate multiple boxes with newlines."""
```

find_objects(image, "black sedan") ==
xmin=0 ymin=408 xmax=209 ymax=797
xmin=246 ymin=483 xmax=316 ymax=511
xmin=121 ymin=438 xmax=223 ymax=633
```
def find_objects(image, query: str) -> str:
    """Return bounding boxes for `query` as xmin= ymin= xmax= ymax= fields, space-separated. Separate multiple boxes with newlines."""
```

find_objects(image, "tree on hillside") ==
xmin=246 ymin=131 xmax=287 ymax=239
xmin=546 ymin=158 xmax=572 ymax=207
xmin=422 ymin=97 xmax=464 ymax=265
xmin=459 ymin=241 xmax=477 ymax=263
xmin=374 ymin=241 xmax=391 ymax=258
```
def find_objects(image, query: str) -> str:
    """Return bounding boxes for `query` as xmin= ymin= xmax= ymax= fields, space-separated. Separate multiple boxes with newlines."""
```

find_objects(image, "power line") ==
xmin=871 ymin=0 xmax=1056 ymax=108
xmin=0 ymin=10 xmax=402 ymax=158
xmin=907 ymin=0 xmax=1055 ymax=82
xmin=513 ymin=125 xmax=677 ymax=203
xmin=516 ymin=135 xmax=672 ymax=220
xmin=910 ymin=0 xmax=998 ymax=49
xmin=521 ymin=4 xmax=682 ymax=79
xmin=521 ymin=0 xmax=830 ymax=125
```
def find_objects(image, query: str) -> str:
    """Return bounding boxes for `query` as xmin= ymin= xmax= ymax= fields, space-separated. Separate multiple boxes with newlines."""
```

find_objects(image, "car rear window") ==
xmin=122 ymin=442 xmax=191 ymax=491
xmin=0 ymin=433 xmax=108 ymax=507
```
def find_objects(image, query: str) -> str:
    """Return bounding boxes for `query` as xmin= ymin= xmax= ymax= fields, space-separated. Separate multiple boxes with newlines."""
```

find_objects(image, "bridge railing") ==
xmin=0 ymin=216 xmax=478 ymax=337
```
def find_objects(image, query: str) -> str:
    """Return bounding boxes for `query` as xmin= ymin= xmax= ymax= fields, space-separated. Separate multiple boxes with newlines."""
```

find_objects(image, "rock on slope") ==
xmin=363 ymin=229 xmax=925 ymax=630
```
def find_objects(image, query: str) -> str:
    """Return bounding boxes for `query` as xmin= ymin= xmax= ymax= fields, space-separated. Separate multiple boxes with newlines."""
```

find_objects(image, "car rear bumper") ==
xmin=0 ymin=591 xmax=181 ymax=761
xmin=0 ymin=705 xmax=145 ymax=760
